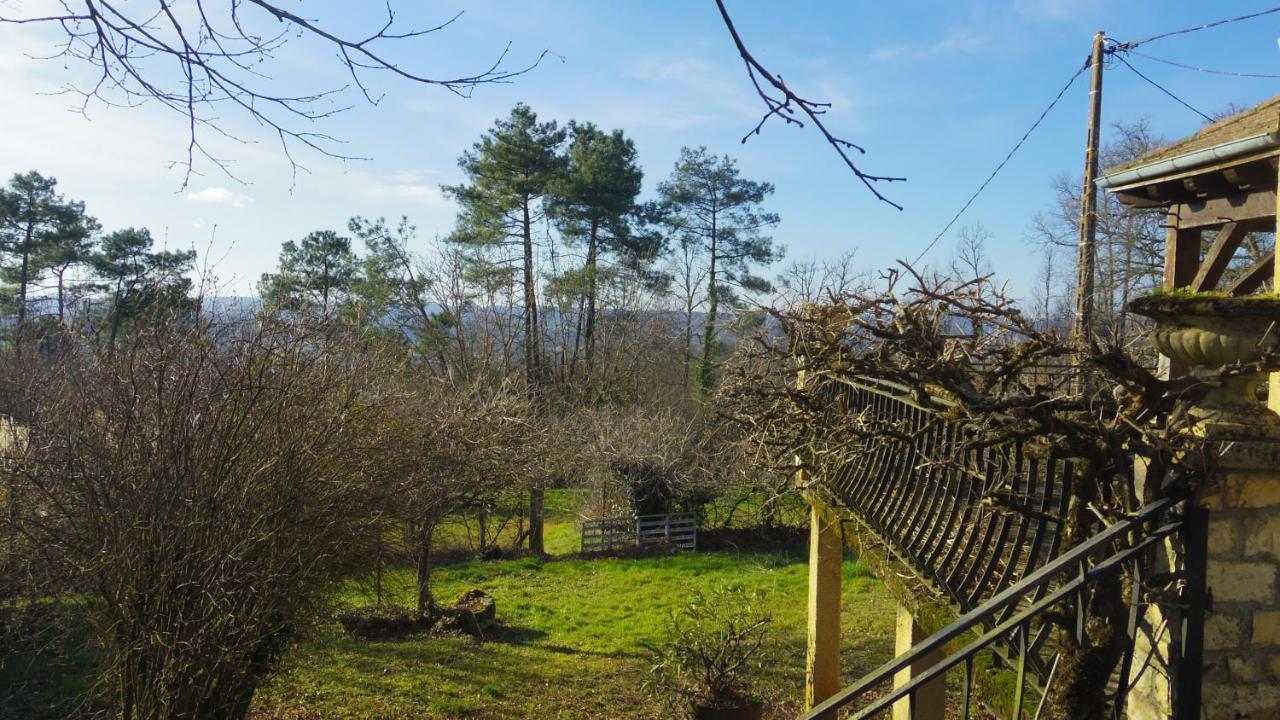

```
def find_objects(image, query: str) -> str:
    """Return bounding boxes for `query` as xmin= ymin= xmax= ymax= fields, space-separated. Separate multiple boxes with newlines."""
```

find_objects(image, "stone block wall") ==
xmin=1198 ymin=470 xmax=1280 ymax=719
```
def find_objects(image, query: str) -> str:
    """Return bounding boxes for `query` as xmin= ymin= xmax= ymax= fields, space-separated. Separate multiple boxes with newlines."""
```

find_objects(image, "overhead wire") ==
xmin=913 ymin=5 xmax=1280 ymax=263
xmin=1110 ymin=52 xmax=1214 ymax=122
xmin=911 ymin=59 xmax=1090 ymax=264
xmin=1116 ymin=5 xmax=1280 ymax=50
xmin=1123 ymin=49 xmax=1280 ymax=80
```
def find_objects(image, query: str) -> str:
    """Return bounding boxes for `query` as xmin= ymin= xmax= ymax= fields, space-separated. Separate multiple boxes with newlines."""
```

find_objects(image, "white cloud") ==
xmin=186 ymin=187 xmax=250 ymax=208
xmin=870 ymin=29 xmax=990 ymax=62
xmin=365 ymin=171 xmax=456 ymax=209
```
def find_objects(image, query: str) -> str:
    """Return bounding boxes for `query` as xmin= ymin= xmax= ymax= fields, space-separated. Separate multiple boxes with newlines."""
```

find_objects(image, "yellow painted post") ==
xmin=806 ymin=499 xmax=843 ymax=709
xmin=892 ymin=605 xmax=946 ymax=720
xmin=1270 ymin=188 xmax=1280 ymax=412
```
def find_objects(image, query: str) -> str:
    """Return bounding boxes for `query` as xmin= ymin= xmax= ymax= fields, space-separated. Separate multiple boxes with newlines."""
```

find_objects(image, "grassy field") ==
xmin=251 ymin=551 xmax=896 ymax=720
xmin=251 ymin=491 xmax=897 ymax=720
xmin=3 ymin=492 xmax=900 ymax=720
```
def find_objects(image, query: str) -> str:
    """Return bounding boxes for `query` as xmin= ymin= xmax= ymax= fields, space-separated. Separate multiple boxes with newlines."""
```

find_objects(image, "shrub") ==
xmin=336 ymin=605 xmax=427 ymax=640
xmin=4 ymin=319 xmax=395 ymax=719
xmin=646 ymin=585 xmax=773 ymax=712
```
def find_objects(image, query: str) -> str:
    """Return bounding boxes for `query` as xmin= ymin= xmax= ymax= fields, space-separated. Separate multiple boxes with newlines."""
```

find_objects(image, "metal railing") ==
xmin=800 ymin=494 xmax=1188 ymax=720
xmin=800 ymin=377 xmax=1204 ymax=719
xmin=825 ymin=379 xmax=1073 ymax=622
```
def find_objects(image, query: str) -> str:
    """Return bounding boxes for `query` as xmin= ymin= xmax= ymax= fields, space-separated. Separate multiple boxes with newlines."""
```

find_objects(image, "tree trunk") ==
xmin=528 ymin=486 xmax=545 ymax=555
xmin=683 ymin=293 xmax=694 ymax=390
xmin=56 ymin=267 xmax=66 ymax=324
xmin=584 ymin=217 xmax=599 ymax=375
xmin=109 ymin=278 xmax=126 ymax=347
xmin=698 ymin=214 xmax=719 ymax=397
xmin=15 ymin=221 xmax=33 ymax=347
xmin=415 ymin=521 xmax=437 ymax=617
xmin=521 ymin=199 xmax=545 ymax=554
xmin=1041 ymin=458 xmax=1129 ymax=720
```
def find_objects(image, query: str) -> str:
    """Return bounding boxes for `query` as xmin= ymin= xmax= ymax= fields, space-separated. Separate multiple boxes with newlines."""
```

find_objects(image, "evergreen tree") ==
xmin=444 ymin=103 xmax=567 ymax=393
xmin=93 ymin=227 xmax=195 ymax=345
xmin=444 ymin=104 xmax=566 ymax=556
xmin=0 ymin=171 xmax=95 ymax=338
xmin=548 ymin=122 xmax=652 ymax=378
xmin=656 ymin=147 xmax=781 ymax=396
xmin=348 ymin=215 xmax=458 ymax=359
xmin=259 ymin=230 xmax=361 ymax=319
xmin=38 ymin=227 xmax=99 ymax=324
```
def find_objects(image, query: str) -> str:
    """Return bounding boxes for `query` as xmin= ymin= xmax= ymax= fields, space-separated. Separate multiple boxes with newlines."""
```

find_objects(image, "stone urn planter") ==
xmin=1128 ymin=294 xmax=1280 ymax=439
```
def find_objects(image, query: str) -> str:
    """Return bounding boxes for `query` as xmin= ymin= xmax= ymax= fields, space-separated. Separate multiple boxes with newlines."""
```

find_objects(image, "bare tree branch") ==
xmin=0 ymin=1 xmax=549 ymax=187
xmin=713 ymin=0 xmax=906 ymax=209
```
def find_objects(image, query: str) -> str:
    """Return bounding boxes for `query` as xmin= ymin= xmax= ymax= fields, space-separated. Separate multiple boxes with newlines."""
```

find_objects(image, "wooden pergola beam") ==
xmin=1192 ymin=222 xmax=1249 ymax=292
xmin=1224 ymin=249 xmax=1275 ymax=296
xmin=1175 ymin=191 xmax=1277 ymax=230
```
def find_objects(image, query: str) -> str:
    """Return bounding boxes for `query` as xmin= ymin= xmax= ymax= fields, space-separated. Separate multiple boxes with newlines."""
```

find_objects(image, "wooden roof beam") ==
xmin=1192 ymin=222 xmax=1249 ymax=292
xmin=1175 ymin=190 xmax=1277 ymax=230
xmin=1224 ymin=249 xmax=1275 ymax=296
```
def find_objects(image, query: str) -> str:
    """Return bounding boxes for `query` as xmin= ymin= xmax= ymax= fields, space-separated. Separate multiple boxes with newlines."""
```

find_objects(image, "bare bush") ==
xmin=4 ymin=318 xmax=397 ymax=720
xmin=385 ymin=378 xmax=541 ymax=615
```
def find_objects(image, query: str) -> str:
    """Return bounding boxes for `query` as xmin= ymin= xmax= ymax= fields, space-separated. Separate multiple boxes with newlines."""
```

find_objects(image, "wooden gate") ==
xmin=580 ymin=512 xmax=698 ymax=553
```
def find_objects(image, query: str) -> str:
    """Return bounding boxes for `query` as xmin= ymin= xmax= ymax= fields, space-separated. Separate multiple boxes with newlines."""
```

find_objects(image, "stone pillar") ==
xmin=891 ymin=604 xmax=946 ymax=720
xmin=1197 ymin=454 xmax=1280 ymax=719
xmin=806 ymin=499 xmax=843 ymax=709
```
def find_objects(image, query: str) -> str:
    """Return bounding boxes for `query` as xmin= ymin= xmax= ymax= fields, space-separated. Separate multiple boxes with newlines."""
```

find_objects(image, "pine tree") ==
xmin=656 ymin=147 xmax=780 ymax=396
xmin=444 ymin=105 xmax=567 ymax=555
xmin=0 ymin=171 xmax=95 ymax=340
xmin=445 ymin=104 xmax=567 ymax=395
xmin=92 ymin=227 xmax=195 ymax=345
xmin=259 ymin=230 xmax=361 ymax=319
xmin=548 ymin=122 xmax=651 ymax=379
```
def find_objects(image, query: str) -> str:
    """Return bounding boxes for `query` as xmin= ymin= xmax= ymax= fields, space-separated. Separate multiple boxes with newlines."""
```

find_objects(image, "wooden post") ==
xmin=1162 ymin=206 xmax=1202 ymax=379
xmin=892 ymin=606 xmax=946 ymax=720
xmin=1072 ymin=30 xmax=1106 ymax=354
xmin=806 ymin=498 xmax=843 ymax=709
xmin=1271 ymin=188 xmax=1280 ymax=412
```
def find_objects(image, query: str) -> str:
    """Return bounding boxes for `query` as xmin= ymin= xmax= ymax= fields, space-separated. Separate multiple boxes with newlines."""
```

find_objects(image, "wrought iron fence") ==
xmin=799 ymin=495 xmax=1193 ymax=720
xmin=824 ymin=378 xmax=1072 ymax=618
xmin=801 ymin=377 xmax=1203 ymax=719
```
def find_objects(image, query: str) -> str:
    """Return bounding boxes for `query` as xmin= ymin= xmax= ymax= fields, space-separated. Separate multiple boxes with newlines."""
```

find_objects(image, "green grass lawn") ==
xmin=3 ymin=491 xmax=901 ymax=720
xmin=250 ymin=549 xmax=896 ymax=720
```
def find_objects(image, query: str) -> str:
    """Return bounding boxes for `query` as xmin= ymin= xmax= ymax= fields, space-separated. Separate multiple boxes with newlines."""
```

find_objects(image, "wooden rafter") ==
xmin=1191 ymin=222 xmax=1249 ymax=292
xmin=1224 ymin=249 xmax=1275 ymax=296
xmin=1176 ymin=191 xmax=1277 ymax=229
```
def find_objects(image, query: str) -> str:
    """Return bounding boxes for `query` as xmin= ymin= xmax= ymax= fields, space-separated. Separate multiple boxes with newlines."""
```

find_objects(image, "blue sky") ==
xmin=3 ymin=1 xmax=1280 ymax=298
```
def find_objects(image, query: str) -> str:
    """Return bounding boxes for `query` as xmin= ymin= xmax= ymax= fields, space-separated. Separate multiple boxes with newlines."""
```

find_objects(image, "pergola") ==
xmin=1098 ymin=95 xmax=1279 ymax=300
xmin=1098 ymin=95 xmax=1280 ymax=404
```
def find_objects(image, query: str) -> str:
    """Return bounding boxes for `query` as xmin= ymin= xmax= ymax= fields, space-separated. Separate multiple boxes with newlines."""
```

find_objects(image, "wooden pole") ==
xmin=1072 ymin=31 xmax=1106 ymax=356
xmin=806 ymin=498 xmax=843 ymax=708
xmin=1271 ymin=190 xmax=1280 ymax=412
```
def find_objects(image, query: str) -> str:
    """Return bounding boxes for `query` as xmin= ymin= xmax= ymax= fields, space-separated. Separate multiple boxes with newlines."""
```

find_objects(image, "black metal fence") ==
xmin=824 ymin=378 xmax=1072 ymax=616
xmin=801 ymin=377 xmax=1203 ymax=719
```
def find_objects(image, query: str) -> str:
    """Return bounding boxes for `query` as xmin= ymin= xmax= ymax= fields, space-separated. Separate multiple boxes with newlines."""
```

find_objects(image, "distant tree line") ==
xmin=250 ymin=103 xmax=785 ymax=554
xmin=0 ymin=171 xmax=195 ymax=348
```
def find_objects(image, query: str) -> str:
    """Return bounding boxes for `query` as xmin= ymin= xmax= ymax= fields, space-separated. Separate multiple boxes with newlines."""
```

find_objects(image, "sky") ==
xmin=3 ymin=0 xmax=1280 ymax=300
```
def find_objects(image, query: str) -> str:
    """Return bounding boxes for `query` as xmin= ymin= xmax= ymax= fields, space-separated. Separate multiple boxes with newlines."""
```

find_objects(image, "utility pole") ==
xmin=1073 ymin=31 xmax=1106 ymax=356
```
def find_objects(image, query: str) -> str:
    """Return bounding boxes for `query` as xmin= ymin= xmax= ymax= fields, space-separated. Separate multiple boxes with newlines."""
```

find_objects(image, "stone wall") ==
xmin=1198 ymin=469 xmax=1280 ymax=719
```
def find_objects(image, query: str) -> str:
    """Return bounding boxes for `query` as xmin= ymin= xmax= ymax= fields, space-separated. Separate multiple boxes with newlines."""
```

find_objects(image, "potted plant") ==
xmin=1127 ymin=292 xmax=1280 ymax=438
xmin=646 ymin=585 xmax=772 ymax=720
